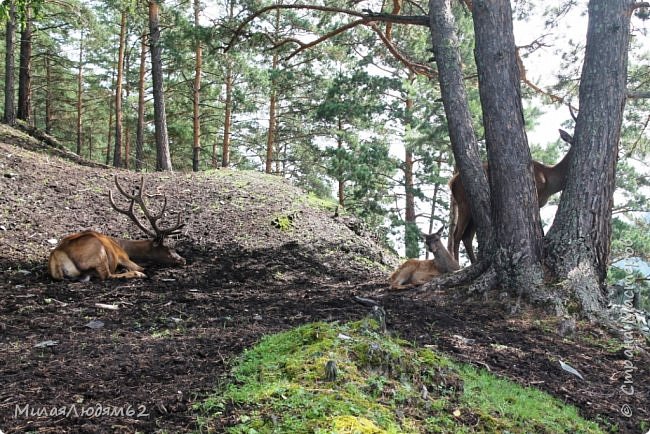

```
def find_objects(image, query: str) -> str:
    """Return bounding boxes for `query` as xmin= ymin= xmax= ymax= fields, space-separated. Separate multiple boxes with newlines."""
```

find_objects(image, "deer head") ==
xmin=421 ymin=228 xmax=460 ymax=273
xmin=108 ymin=175 xmax=186 ymax=266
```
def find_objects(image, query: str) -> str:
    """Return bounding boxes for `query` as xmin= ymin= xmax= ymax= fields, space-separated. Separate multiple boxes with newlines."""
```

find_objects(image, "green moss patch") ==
xmin=196 ymin=321 xmax=604 ymax=433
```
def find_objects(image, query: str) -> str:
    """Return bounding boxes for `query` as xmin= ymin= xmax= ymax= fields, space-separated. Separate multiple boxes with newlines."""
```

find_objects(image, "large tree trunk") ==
xmin=17 ymin=6 xmax=32 ymax=124
xmin=472 ymin=0 xmax=544 ymax=292
xmin=135 ymin=34 xmax=146 ymax=172
xmin=4 ymin=0 xmax=16 ymax=125
xmin=428 ymin=0 xmax=493 ymax=260
xmin=76 ymin=31 xmax=84 ymax=155
xmin=192 ymin=0 xmax=202 ymax=172
xmin=545 ymin=0 xmax=634 ymax=315
xmin=148 ymin=0 xmax=173 ymax=171
xmin=114 ymin=10 xmax=127 ymax=168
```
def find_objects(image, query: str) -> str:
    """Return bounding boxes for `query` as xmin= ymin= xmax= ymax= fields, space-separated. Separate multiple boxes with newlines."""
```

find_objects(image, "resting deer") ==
xmin=389 ymin=228 xmax=460 ymax=290
xmin=449 ymin=129 xmax=574 ymax=263
xmin=48 ymin=176 xmax=185 ymax=281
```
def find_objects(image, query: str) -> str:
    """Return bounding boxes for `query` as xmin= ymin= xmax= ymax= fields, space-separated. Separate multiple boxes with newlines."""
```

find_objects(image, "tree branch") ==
xmin=225 ymin=4 xmax=427 ymax=52
xmin=627 ymin=91 xmax=650 ymax=99
xmin=369 ymin=23 xmax=436 ymax=78
xmin=515 ymin=47 xmax=579 ymax=111
xmin=283 ymin=19 xmax=367 ymax=61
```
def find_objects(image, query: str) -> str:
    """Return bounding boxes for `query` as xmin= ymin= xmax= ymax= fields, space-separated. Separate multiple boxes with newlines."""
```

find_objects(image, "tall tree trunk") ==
xmin=135 ymin=34 xmax=146 ymax=172
xmin=428 ymin=0 xmax=494 ymax=261
xmin=404 ymin=84 xmax=418 ymax=258
xmin=265 ymin=9 xmax=281 ymax=174
xmin=220 ymin=57 xmax=233 ymax=168
xmin=44 ymin=52 xmax=52 ymax=134
xmin=76 ymin=30 xmax=84 ymax=155
xmin=124 ymin=57 xmax=131 ymax=170
xmin=265 ymin=88 xmax=277 ymax=173
xmin=88 ymin=126 xmax=93 ymax=159
xmin=106 ymin=66 xmax=115 ymax=165
xmin=192 ymin=0 xmax=202 ymax=171
xmin=114 ymin=10 xmax=127 ymax=168
xmin=4 ymin=0 xmax=17 ymax=125
xmin=337 ymin=116 xmax=345 ymax=206
xmin=148 ymin=0 xmax=172 ymax=171
xmin=473 ymin=0 xmax=544 ymax=292
xmin=17 ymin=6 xmax=32 ymax=124
xmin=545 ymin=0 xmax=634 ymax=315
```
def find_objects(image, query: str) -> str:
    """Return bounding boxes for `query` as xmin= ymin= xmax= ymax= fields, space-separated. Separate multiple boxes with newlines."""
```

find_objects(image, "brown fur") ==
xmin=449 ymin=132 xmax=574 ymax=263
xmin=389 ymin=259 xmax=441 ymax=290
xmin=48 ymin=230 xmax=184 ymax=281
xmin=389 ymin=228 xmax=460 ymax=290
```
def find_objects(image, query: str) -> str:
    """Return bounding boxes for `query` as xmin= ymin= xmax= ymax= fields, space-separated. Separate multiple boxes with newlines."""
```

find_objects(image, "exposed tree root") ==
xmin=422 ymin=260 xmax=491 ymax=291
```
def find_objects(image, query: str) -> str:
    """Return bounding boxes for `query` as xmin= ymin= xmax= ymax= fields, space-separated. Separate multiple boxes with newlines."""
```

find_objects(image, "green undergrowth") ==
xmin=195 ymin=321 xmax=604 ymax=434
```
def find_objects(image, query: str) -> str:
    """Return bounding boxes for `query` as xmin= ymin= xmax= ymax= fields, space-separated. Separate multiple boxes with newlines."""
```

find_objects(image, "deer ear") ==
xmin=436 ymin=227 xmax=444 ymax=236
xmin=418 ymin=230 xmax=427 ymax=240
xmin=559 ymin=129 xmax=574 ymax=145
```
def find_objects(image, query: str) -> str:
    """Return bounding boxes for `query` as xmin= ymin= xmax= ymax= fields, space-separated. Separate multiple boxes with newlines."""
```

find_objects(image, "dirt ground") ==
xmin=0 ymin=128 xmax=648 ymax=433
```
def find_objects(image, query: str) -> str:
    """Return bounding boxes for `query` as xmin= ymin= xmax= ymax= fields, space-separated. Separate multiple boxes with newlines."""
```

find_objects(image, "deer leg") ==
xmin=111 ymin=258 xmax=146 ymax=279
xmin=462 ymin=222 xmax=477 ymax=263
xmin=452 ymin=202 xmax=471 ymax=262
xmin=119 ymin=258 xmax=145 ymax=273
xmin=95 ymin=256 xmax=146 ymax=280
xmin=109 ymin=270 xmax=147 ymax=279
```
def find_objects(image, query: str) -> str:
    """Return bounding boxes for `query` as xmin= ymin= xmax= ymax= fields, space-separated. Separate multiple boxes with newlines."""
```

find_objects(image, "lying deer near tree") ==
xmin=389 ymin=228 xmax=460 ymax=290
xmin=449 ymin=129 xmax=574 ymax=263
xmin=48 ymin=176 xmax=186 ymax=281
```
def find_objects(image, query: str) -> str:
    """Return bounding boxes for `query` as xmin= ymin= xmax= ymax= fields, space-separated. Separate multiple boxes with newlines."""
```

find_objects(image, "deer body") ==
xmin=49 ymin=231 xmax=146 ymax=280
xmin=389 ymin=259 xmax=441 ymax=290
xmin=389 ymin=228 xmax=460 ymax=290
xmin=449 ymin=130 xmax=574 ymax=263
xmin=48 ymin=176 xmax=185 ymax=281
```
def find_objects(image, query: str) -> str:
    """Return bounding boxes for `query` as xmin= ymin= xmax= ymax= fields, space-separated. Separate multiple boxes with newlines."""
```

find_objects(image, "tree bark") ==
xmin=265 ymin=9 xmax=281 ymax=174
xmin=428 ymin=0 xmax=494 ymax=259
xmin=148 ymin=0 xmax=173 ymax=171
xmin=221 ymin=57 xmax=233 ymax=168
xmin=265 ymin=88 xmax=277 ymax=173
xmin=17 ymin=6 xmax=32 ymax=124
xmin=337 ymin=116 xmax=345 ymax=206
xmin=4 ymin=0 xmax=17 ymax=125
xmin=135 ymin=35 xmax=147 ymax=172
xmin=472 ymin=0 xmax=544 ymax=292
xmin=105 ymin=66 xmax=114 ymax=166
xmin=545 ymin=0 xmax=634 ymax=315
xmin=76 ymin=30 xmax=84 ymax=155
xmin=192 ymin=0 xmax=202 ymax=172
xmin=44 ymin=52 xmax=52 ymax=134
xmin=404 ymin=86 xmax=418 ymax=258
xmin=114 ymin=10 xmax=127 ymax=168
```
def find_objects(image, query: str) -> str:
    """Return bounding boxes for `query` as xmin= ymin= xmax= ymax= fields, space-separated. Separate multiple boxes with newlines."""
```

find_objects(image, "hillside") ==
xmin=0 ymin=125 xmax=648 ymax=433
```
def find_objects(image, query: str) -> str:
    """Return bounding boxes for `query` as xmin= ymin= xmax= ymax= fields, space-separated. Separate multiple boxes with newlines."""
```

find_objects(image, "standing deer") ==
xmin=449 ymin=129 xmax=574 ymax=263
xmin=48 ymin=176 xmax=185 ymax=281
xmin=389 ymin=228 xmax=460 ymax=290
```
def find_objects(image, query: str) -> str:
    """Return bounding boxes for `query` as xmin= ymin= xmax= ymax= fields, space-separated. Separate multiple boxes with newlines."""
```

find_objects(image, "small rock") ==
xmin=85 ymin=320 xmax=105 ymax=330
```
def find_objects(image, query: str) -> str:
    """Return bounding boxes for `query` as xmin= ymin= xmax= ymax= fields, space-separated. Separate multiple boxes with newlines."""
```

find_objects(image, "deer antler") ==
xmin=108 ymin=175 xmax=184 ymax=241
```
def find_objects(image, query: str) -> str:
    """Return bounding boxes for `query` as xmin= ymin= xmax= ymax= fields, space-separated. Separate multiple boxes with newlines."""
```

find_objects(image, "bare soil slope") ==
xmin=0 ymin=126 xmax=647 ymax=433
